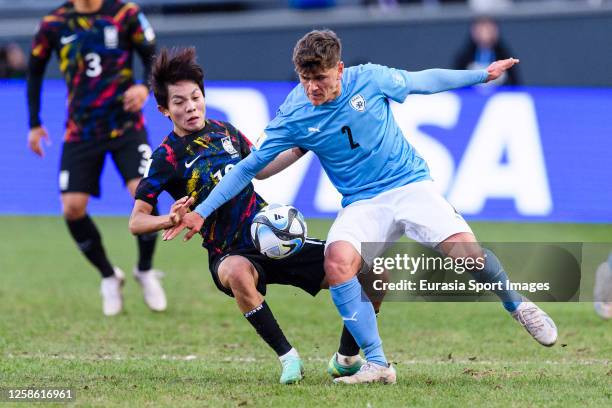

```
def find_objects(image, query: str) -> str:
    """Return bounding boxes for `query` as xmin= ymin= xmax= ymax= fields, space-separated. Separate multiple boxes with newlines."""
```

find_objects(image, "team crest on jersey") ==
xmin=222 ymin=136 xmax=239 ymax=157
xmin=349 ymin=94 xmax=366 ymax=112
xmin=392 ymin=71 xmax=406 ymax=87
xmin=104 ymin=26 xmax=118 ymax=49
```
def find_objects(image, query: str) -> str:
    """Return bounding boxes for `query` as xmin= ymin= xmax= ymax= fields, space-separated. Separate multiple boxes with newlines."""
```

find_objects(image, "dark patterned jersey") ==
xmin=28 ymin=0 xmax=156 ymax=142
xmin=135 ymin=119 xmax=267 ymax=255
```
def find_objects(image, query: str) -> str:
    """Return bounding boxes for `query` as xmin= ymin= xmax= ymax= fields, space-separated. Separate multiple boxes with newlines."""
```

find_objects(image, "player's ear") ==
xmin=337 ymin=61 xmax=344 ymax=78
xmin=157 ymin=105 xmax=170 ymax=118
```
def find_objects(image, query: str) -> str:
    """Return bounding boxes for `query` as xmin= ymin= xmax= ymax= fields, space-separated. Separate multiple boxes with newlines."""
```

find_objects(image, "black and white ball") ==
xmin=250 ymin=204 xmax=307 ymax=259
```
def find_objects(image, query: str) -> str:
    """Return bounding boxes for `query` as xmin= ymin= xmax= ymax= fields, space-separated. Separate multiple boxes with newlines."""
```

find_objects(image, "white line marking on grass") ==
xmin=4 ymin=354 xmax=610 ymax=365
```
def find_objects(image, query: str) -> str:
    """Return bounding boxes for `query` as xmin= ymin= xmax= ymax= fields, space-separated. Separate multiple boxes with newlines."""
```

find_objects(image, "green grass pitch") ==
xmin=1 ymin=217 xmax=611 ymax=407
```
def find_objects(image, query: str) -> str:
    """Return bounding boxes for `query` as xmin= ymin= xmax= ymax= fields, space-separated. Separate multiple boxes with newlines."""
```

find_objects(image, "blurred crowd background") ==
xmin=0 ymin=0 xmax=610 ymax=86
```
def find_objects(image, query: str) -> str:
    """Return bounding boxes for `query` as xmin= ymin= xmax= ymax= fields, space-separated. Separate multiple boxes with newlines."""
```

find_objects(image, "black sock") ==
xmin=136 ymin=206 xmax=158 ymax=272
xmin=244 ymin=301 xmax=292 ymax=356
xmin=338 ymin=324 xmax=360 ymax=356
xmin=66 ymin=215 xmax=115 ymax=278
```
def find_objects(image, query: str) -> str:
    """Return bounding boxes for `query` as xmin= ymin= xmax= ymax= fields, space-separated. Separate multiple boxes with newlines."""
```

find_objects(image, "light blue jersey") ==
xmin=195 ymin=64 xmax=487 ymax=218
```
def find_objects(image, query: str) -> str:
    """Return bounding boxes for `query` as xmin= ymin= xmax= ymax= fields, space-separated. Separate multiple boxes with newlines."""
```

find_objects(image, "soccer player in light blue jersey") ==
xmin=165 ymin=30 xmax=558 ymax=384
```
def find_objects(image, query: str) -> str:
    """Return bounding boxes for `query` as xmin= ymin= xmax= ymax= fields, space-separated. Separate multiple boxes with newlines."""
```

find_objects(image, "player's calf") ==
xmin=217 ymin=256 xmax=302 ymax=384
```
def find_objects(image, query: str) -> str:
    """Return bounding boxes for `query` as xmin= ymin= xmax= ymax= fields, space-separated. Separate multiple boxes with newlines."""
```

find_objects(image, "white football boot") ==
xmin=133 ymin=268 xmax=167 ymax=312
xmin=100 ymin=267 xmax=125 ymax=316
xmin=594 ymin=261 xmax=612 ymax=320
xmin=511 ymin=300 xmax=558 ymax=346
xmin=333 ymin=362 xmax=396 ymax=385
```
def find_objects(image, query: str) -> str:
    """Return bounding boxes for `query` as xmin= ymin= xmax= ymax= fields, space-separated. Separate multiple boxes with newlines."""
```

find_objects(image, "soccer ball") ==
xmin=250 ymin=204 xmax=307 ymax=259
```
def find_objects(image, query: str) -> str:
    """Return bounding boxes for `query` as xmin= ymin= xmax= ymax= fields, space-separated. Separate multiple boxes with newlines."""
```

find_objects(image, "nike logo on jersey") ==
xmin=185 ymin=155 xmax=202 ymax=168
xmin=60 ymin=34 xmax=78 ymax=45
xmin=308 ymin=127 xmax=321 ymax=133
xmin=342 ymin=312 xmax=358 ymax=322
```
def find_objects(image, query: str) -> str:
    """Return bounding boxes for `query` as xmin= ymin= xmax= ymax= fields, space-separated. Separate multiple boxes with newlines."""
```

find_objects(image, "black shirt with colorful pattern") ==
xmin=135 ymin=119 xmax=267 ymax=255
xmin=27 ymin=0 xmax=156 ymax=142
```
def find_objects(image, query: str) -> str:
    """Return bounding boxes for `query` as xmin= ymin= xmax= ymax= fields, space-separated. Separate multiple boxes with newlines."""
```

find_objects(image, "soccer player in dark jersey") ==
xmin=129 ymin=47 xmax=384 ymax=384
xmin=26 ymin=0 xmax=165 ymax=316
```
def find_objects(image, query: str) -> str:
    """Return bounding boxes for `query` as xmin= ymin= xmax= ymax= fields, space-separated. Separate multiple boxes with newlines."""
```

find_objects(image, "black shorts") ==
xmin=59 ymin=131 xmax=151 ymax=197
xmin=209 ymin=239 xmax=326 ymax=298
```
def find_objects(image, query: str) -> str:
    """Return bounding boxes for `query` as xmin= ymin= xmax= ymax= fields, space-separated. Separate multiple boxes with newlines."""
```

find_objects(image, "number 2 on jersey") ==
xmin=341 ymin=126 xmax=360 ymax=150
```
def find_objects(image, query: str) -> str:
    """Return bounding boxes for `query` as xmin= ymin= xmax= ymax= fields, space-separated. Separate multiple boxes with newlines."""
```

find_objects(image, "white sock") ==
xmin=336 ymin=352 xmax=360 ymax=367
xmin=279 ymin=347 xmax=299 ymax=362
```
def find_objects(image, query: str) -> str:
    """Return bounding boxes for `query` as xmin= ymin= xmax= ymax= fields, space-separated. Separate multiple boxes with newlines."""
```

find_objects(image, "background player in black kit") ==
xmin=129 ymin=47 xmax=384 ymax=384
xmin=26 ymin=0 xmax=165 ymax=316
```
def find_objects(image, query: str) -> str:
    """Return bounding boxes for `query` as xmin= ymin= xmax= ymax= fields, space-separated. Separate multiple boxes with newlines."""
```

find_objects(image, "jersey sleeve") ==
xmin=134 ymin=145 xmax=175 ymax=206
xmin=369 ymin=63 xmax=488 ymax=101
xmin=30 ymin=17 xmax=57 ymax=63
xmin=124 ymin=3 xmax=156 ymax=85
xmin=27 ymin=17 xmax=57 ymax=128
xmin=368 ymin=64 xmax=413 ymax=103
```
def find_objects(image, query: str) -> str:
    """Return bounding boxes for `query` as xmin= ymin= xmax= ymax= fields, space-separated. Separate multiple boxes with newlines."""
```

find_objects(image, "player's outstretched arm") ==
xmin=485 ymin=58 xmax=520 ymax=82
xmin=407 ymin=58 xmax=519 ymax=94
xmin=129 ymin=196 xmax=194 ymax=235
xmin=163 ymin=151 xmax=272 ymax=242
xmin=408 ymin=68 xmax=488 ymax=94
xmin=255 ymin=147 xmax=306 ymax=180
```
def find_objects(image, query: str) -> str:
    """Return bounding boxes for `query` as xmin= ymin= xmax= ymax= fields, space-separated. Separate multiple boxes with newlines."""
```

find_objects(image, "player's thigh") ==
xmin=325 ymin=200 xmax=399 ymax=266
xmin=110 ymin=131 xmax=151 ymax=188
xmin=59 ymin=141 xmax=106 ymax=198
xmin=217 ymin=255 xmax=260 ymax=289
xmin=393 ymin=180 xmax=473 ymax=246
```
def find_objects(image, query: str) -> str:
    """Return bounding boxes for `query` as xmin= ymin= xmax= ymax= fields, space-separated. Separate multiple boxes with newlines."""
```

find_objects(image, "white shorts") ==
xmin=325 ymin=180 xmax=473 ymax=262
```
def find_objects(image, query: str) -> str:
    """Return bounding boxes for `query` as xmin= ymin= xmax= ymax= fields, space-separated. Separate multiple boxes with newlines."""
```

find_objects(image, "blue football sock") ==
xmin=470 ymin=248 xmax=523 ymax=312
xmin=330 ymin=276 xmax=387 ymax=367
xmin=607 ymin=252 xmax=612 ymax=270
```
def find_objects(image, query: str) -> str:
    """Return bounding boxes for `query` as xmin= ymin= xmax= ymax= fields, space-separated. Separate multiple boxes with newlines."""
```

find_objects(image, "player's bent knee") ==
xmin=324 ymin=244 xmax=361 ymax=284
xmin=439 ymin=233 xmax=482 ymax=260
xmin=62 ymin=202 xmax=87 ymax=221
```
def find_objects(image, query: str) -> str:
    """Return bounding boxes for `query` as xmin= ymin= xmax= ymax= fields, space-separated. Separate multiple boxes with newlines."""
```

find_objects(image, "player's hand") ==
xmin=168 ymin=196 xmax=195 ymax=226
xmin=486 ymin=58 xmax=519 ymax=82
xmin=162 ymin=211 xmax=205 ymax=242
xmin=123 ymin=84 xmax=149 ymax=112
xmin=28 ymin=126 xmax=50 ymax=157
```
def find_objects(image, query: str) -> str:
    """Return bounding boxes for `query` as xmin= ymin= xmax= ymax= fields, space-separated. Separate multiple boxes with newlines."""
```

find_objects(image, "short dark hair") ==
xmin=292 ymin=29 xmax=341 ymax=74
xmin=150 ymin=47 xmax=204 ymax=108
